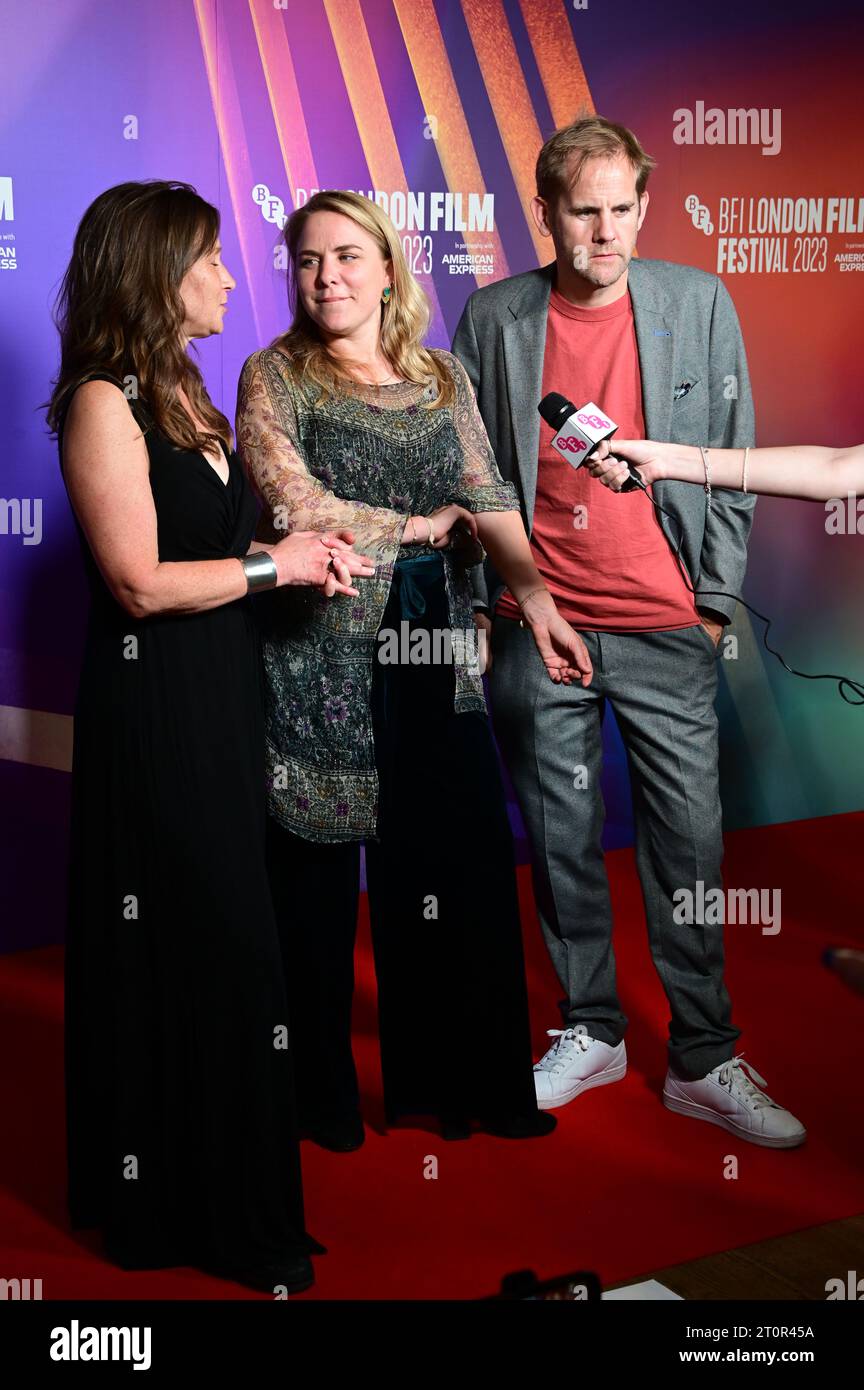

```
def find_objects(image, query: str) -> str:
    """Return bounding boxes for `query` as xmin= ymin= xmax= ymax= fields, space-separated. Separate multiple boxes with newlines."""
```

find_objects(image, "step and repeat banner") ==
xmin=1 ymin=0 xmax=862 ymax=946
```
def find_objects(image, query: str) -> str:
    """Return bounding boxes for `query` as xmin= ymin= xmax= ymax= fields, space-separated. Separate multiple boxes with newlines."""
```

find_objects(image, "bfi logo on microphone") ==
xmin=550 ymin=403 xmax=616 ymax=469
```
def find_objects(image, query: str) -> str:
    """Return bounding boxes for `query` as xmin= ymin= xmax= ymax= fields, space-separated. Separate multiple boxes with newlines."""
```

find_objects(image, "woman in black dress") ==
xmin=47 ymin=181 xmax=373 ymax=1292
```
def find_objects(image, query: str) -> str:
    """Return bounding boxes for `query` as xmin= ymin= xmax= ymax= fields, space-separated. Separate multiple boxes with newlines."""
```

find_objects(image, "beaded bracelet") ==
xmin=699 ymin=445 xmax=712 ymax=513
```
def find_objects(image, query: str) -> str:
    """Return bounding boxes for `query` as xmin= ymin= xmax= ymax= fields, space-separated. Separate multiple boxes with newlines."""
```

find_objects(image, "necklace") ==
xmin=341 ymin=361 xmax=401 ymax=387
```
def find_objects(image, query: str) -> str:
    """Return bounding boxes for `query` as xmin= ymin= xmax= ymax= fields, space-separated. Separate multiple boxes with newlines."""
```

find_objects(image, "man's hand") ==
xmin=531 ymin=613 xmax=593 ymax=686
xmin=518 ymin=591 xmax=593 ymax=686
xmin=698 ymin=610 xmax=724 ymax=647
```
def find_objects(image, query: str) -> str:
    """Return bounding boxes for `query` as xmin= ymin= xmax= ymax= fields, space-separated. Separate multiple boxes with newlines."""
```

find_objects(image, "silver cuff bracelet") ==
xmin=241 ymin=552 xmax=278 ymax=593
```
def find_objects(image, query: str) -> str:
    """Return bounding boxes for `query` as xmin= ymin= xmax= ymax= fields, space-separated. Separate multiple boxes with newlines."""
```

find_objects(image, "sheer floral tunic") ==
xmin=236 ymin=346 xmax=519 ymax=843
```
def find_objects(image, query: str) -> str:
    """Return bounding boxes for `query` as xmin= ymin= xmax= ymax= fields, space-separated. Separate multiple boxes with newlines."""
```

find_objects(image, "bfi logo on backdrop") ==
xmin=0 ymin=176 xmax=16 ymax=271
xmin=673 ymin=103 xmax=781 ymax=157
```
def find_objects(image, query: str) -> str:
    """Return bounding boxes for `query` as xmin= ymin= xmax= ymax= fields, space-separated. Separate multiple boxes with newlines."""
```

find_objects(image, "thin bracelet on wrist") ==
xmin=241 ymin=552 xmax=278 ymax=592
xmin=517 ymin=585 xmax=549 ymax=630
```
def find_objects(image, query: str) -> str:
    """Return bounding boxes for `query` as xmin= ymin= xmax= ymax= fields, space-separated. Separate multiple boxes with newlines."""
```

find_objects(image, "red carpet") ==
xmin=1 ymin=812 xmax=862 ymax=1300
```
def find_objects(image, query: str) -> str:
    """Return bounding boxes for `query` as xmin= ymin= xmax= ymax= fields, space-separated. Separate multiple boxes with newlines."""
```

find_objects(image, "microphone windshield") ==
xmin=538 ymin=392 xmax=577 ymax=431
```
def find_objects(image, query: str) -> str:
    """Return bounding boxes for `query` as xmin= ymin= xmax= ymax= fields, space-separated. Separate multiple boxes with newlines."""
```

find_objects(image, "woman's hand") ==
xmin=423 ymin=504 xmax=479 ymax=549
xmin=447 ymin=519 xmax=485 ymax=568
xmin=519 ymin=591 xmax=593 ymax=687
xmin=587 ymin=439 xmax=664 ymax=490
xmin=270 ymin=529 xmax=376 ymax=598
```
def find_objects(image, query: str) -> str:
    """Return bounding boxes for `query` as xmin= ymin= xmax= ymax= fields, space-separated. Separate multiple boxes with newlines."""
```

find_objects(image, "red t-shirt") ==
xmin=496 ymin=286 xmax=699 ymax=630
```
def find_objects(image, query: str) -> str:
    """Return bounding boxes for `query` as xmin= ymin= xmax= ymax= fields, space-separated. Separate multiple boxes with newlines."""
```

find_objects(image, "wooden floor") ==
xmin=609 ymin=1214 xmax=864 ymax=1299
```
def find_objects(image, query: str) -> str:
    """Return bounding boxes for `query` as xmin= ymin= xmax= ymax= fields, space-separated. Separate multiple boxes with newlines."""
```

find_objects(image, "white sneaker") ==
xmin=533 ymin=1029 xmax=627 ymax=1110
xmin=663 ymin=1055 xmax=806 ymax=1149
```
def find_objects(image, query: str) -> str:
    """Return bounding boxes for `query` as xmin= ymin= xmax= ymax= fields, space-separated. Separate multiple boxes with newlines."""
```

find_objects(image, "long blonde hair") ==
xmin=272 ymin=190 xmax=454 ymax=409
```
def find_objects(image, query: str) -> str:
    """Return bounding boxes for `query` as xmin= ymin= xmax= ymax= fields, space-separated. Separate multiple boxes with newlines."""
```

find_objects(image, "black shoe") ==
xmin=104 ymin=1240 xmax=187 ymax=1272
xmin=304 ymin=1112 xmax=365 ymax=1152
xmin=480 ymin=1111 xmax=557 ymax=1139
xmin=440 ymin=1112 xmax=473 ymax=1141
xmin=231 ymin=1255 xmax=314 ymax=1295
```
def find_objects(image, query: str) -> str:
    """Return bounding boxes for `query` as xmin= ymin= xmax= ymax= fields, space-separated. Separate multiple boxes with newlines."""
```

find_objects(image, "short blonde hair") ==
xmin=274 ymin=190 xmax=454 ymax=409
xmin=536 ymin=114 xmax=656 ymax=205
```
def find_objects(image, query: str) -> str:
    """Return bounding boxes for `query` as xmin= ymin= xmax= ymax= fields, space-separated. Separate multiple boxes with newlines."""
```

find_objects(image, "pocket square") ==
xmin=673 ymin=381 xmax=694 ymax=401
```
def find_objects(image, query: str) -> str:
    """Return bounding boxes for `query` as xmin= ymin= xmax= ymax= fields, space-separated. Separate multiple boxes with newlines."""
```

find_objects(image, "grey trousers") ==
xmin=488 ymin=615 xmax=741 ymax=1081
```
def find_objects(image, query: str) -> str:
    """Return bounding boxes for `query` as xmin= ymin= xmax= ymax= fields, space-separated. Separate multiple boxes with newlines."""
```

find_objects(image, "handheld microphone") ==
xmin=535 ymin=398 xmax=863 ymax=706
xmin=538 ymin=392 xmax=648 ymax=493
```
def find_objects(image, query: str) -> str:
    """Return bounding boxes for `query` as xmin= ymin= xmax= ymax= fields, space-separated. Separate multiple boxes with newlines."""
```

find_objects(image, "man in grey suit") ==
xmin=452 ymin=115 xmax=804 ymax=1148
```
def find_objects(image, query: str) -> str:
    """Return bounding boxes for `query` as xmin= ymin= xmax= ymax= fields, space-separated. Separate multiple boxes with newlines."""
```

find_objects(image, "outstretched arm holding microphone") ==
xmin=587 ymin=437 xmax=862 ymax=503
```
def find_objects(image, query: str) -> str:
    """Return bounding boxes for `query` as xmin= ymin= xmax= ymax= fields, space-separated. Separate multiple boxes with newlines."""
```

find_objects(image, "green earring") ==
xmin=381 ymin=285 xmax=392 ymax=303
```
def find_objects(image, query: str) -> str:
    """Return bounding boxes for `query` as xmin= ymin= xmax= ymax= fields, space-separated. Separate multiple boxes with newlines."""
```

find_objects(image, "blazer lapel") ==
xmin=502 ymin=265 xmax=553 ymax=532
xmin=628 ymin=258 xmax=676 ymax=443
xmin=628 ymin=260 xmax=687 ymax=550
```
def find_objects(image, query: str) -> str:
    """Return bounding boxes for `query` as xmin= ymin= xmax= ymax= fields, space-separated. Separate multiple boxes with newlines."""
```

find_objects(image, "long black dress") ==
xmin=59 ymin=375 xmax=313 ymax=1277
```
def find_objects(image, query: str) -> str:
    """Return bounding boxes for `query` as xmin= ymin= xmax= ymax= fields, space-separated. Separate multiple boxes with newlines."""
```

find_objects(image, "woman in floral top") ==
xmin=237 ymin=190 xmax=593 ymax=1147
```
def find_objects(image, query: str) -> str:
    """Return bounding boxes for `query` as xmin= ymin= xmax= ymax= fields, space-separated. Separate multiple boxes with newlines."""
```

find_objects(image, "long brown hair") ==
xmin=273 ymin=190 xmax=454 ymax=409
xmin=46 ymin=180 xmax=231 ymax=451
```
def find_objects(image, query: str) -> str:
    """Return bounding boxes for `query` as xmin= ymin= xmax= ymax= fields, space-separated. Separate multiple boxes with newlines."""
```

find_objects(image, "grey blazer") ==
xmin=451 ymin=258 xmax=756 ymax=624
